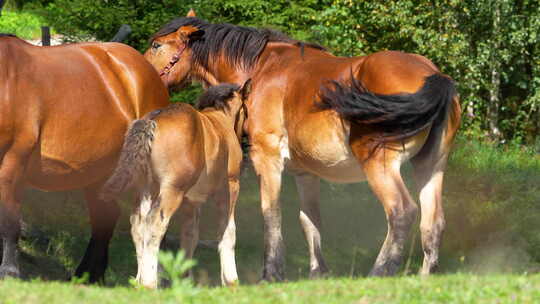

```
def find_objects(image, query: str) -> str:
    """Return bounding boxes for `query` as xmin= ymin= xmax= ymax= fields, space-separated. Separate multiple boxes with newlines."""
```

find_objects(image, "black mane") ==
xmin=0 ymin=33 xmax=17 ymax=38
xmin=152 ymin=17 xmax=326 ymax=70
xmin=197 ymin=83 xmax=240 ymax=110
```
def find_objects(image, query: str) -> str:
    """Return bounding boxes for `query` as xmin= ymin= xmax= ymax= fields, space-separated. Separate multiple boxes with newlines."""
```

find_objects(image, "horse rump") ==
xmin=100 ymin=119 xmax=157 ymax=201
xmin=318 ymin=73 xmax=456 ymax=143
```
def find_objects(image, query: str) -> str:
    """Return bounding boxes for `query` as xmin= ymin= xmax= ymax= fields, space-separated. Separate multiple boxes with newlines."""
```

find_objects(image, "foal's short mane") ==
xmin=197 ymin=83 xmax=240 ymax=110
xmin=0 ymin=33 xmax=17 ymax=37
xmin=152 ymin=17 xmax=326 ymax=70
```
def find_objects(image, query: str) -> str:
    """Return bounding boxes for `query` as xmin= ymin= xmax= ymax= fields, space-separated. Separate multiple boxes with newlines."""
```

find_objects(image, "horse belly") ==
xmin=288 ymin=118 xmax=366 ymax=184
xmin=26 ymin=116 xmax=127 ymax=191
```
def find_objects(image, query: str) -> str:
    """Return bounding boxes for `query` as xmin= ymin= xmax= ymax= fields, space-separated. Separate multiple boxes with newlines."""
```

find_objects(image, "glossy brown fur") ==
xmin=100 ymin=84 xmax=248 ymax=288
xmin=145 ymin=12 xmax=461 ymax=281
xmin=0 ymin=36 xmax=169 ymax=282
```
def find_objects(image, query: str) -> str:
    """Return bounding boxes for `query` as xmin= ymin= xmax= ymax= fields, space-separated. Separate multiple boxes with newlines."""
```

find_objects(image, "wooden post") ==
xmin=41 ymin=26 xmax=51 ymax=46
xmin=110 ymin=24 xmax=132 ymax=42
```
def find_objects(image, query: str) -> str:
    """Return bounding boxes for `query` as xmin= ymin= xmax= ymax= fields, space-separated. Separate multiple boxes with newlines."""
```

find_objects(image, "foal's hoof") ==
xmin=0 ymin=266 xmax=21 ymax=280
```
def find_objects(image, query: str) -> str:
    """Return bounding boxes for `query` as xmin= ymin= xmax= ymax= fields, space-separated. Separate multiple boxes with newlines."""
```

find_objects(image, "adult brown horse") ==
xmin=145 ymin=12 xmax=462 ymax=281
xmin=0 ymin=34 xmax=169 ymax=282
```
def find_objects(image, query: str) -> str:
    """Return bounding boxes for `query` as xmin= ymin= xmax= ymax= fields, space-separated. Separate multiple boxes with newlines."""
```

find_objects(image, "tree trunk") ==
xmin=488 ymin=0 xmax=502 ymax=139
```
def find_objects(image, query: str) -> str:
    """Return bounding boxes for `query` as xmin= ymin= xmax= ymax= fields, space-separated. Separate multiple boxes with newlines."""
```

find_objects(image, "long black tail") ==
xmin=319 ymin=73 xmax=456 ymax=142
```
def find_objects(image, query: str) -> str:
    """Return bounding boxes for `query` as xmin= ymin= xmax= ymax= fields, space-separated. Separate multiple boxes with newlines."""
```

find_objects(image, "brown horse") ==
xmin=145 ymin=12 xmax=462 ymax=281
xmin=0 ymin=34 xmax=169 ymax=282
xmin=100 ymin=82 xmax=250 ymax=288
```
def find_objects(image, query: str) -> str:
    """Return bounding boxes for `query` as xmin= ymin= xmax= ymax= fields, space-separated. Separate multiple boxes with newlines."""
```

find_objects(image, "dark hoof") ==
xmin=261 ymin=265 xmax=285 ymax=283
xmin=0 ymin=266 xmax=21 ymax=280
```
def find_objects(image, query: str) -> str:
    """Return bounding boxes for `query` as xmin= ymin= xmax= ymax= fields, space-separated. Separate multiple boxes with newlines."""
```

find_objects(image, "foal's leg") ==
xmin=177 ymin=198 xmax=200 ymax=279
xmin=214 ymin=179 xmax=239 ymax=285
xmin=0 ymin=140 xmax=35 ymax=279
xmin=250 ymin=135 xmax=286 ymax=282
xmin=132 ymin=187 xmax=184 ymax=289
xmin=356 ymin=149 xmax=418 ymax=277
xmin=74 ymin=183 xmax=120 ymax=283
xmin=294 ymin=173 xmax=328 ymax=278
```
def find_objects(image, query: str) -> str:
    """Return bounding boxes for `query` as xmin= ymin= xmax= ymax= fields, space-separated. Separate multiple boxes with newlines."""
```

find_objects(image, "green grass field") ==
xmin=2 ymin=274 xmax=540 ymax=303
xmin=1 ymin=138 xmax=539 ymax=302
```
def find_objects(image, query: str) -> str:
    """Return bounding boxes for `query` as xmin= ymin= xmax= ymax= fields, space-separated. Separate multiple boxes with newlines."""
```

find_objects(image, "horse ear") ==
xmin=239 ymin=79 xmax=252 ymax=100
xmin=187 ymin=8 xmax=196 ymax=17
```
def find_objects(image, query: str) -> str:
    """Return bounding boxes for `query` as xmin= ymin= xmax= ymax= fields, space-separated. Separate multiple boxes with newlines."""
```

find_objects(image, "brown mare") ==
xmin=0 ymin=34 xmax=169 ymax=282
xmin=100 ymin=82 xmax=250 ymax=288
xmin=145 ymin=11 xmax=462 ymax=281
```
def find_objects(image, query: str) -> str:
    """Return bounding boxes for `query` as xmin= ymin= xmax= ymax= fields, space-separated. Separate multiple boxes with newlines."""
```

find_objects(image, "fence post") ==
xmin=41 ymin=26 xmax=51 ymax=46
xmin=110 ymin=24 xmax=132 ymax=42
xmin=0 ymin=0 xmax=5 ymax=17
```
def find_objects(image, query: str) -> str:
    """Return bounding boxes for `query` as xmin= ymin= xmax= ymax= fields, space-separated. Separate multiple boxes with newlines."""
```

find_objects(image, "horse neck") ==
xmin=192 ymin=55 xmax=251 ymax=87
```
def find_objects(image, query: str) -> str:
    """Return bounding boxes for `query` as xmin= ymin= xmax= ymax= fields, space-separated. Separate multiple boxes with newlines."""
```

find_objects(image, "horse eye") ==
xmin=152 ymin=42 xmax=161 ymax=50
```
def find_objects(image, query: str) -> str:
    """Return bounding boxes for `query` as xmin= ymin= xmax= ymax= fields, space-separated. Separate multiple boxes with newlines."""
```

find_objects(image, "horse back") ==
xmin=0 ymin=37 xmax=169 ymax=190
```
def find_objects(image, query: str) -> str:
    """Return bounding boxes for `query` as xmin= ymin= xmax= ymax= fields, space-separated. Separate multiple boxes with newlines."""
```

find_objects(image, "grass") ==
xmin=2 ymin=137 xmax=539 ymax=301
xmin=0 ymin=9 xmax=47 ymax=39
xmin=1 ymin=274 xmax=540 ymax=303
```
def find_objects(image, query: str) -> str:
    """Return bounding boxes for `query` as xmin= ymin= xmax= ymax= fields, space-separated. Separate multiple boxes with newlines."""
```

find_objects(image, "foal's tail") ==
xmin=100 ymin=119 xmax=157 ymax=202
xmin=318 ymin=73 xmax=457 ymax=143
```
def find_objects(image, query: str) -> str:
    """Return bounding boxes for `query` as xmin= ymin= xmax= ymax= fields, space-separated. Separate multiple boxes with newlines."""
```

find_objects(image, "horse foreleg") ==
xmin=0 ymin=140 xmax=34 ymax=279
xmin=215 ymin=179 xmax=239 ymax=286
xmin=250 ymin=138 xmax=285 ymax=282
xmin=360 ymin=151 xmax=419 ymax=277
xmin=132 ymin=187 xmax=183 ymax=289
xmin=75 ymin=183 xmax=120 ymax=284
xmin=294 ymin=173 xmax=328 ymax=278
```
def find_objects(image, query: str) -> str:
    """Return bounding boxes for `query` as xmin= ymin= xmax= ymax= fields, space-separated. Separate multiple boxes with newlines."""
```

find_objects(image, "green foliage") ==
xmin=312 ymin=0 xmax=540 ymax=143
xmin=158 ymin=250 xmax=199 ymax=302
xmin=0 ymin=10 xmax=45 ymax=38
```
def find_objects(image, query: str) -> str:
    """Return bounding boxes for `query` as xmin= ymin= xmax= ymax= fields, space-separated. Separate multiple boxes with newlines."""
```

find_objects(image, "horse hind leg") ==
xmin=411 ymin=97 xmax=461 ymax=275
xmin=295 ymin=173 xmax=328 ymax=278
xmin=356 ymin=148 xmax=418 ymax=277
xmin=74 ymin=183 xmax=120 ymax=283
xmin=132 ymin=186 xmax=184 ymax=289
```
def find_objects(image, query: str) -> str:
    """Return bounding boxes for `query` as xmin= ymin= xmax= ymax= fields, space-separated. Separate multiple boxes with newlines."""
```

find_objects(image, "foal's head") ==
xmin=197 ymin=80 xmax=251 ymax=139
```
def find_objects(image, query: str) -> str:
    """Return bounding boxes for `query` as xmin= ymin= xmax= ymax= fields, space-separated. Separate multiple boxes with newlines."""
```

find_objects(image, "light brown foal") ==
xmin=100 ymin=82 xmax=250 ymax=288
xmin=144 ymin=11 xmax=462 ymax=281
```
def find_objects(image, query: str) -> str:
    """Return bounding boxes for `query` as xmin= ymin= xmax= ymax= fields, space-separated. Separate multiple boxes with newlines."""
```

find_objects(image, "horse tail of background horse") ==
xmin=318 ymin=73 xmax=457 ymax=145
xmin=100 ymin=119 xmax=157 ymax=201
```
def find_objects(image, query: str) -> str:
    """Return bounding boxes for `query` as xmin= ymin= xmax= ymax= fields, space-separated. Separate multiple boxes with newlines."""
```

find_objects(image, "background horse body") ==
xmin=100 ymin=83 xmax=249 ymax=288
xmin=145 ymin=14 xmax=461 ymax=281
xmin=0 ymin=34 xmax=169 ymax=282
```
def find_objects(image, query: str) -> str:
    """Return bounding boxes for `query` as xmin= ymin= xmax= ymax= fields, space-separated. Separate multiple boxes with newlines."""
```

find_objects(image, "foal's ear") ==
xmin=239 ymin=79 xmax=252 ymax=100
xmin=187 ymin=8 xmax=197 ymax=17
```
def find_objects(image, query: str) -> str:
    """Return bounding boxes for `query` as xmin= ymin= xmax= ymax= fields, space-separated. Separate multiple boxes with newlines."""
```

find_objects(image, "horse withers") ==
xmin=0 ymin=34 xmax=169 ymax=282
xmin=144 ymin=11 xmax=461 ymax=281
xmin=100 ymin=82 xmax=250 ymax=288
